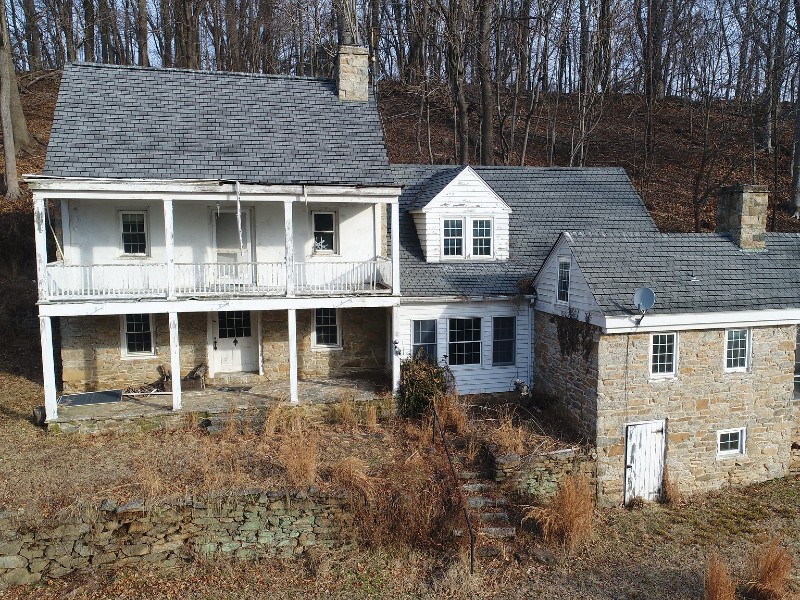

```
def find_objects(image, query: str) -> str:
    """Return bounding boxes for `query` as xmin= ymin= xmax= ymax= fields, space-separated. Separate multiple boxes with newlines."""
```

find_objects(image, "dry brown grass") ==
xmin=527 ymin=475 xmax=595 ymax=553
xmin=280 ymin=429 xmax=319 ymax=487
xmin=661 ymin=465 xmax=682 ymax=506
xmin=261 ymin=402 xmax=284 ymax=438
xmin=364 ymin=403 xmax=379 ymax=432
xmin=745 ymin=538 xmax=794 ymax=600
xmin=705 ymin=552 xmax=736 ymax=600
xmin=434 ymin=392 xmax=469 ymax=435
xmin=491 ymin=408 xmax=526 ymax=455
xmin=330 ymin=456 xmax=375 ymax=510
xmin=331 ymin=393 xmax=358 ymax=427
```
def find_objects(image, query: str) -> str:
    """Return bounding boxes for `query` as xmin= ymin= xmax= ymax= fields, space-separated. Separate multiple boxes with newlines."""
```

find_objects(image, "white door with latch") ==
xmin=624 ymin=419 xmax=665 ymax=505
xmin=212 ymin=311 xmax=258 ymax=373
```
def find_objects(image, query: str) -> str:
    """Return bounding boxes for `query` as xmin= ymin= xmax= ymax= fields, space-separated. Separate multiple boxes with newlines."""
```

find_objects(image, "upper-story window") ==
xmin=442 ymin=218 xmax=493 ymax=259
xmin=120 ymin=211 xmax=148 ymax=256
xmin=312 ymin=212 xmax=338 ymax=254
xmin=651 ymin=332 xmax=677 ymax=378
xmin=557 ymin=257 xmax=570 ymax=303
xmin=725 ymin=329 xmax=750 ymax=372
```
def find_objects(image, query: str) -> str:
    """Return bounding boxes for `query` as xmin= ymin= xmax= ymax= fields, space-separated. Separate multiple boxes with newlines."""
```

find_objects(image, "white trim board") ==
xmin=602 ymin=308 xmax=800 ymax=333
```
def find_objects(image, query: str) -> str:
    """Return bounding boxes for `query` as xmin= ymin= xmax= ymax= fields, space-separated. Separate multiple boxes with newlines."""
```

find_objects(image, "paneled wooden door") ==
xmin=624 ymin=420 xmax=665 ymax=505
xmin=212 ymin=311 xmax=259 ymax=373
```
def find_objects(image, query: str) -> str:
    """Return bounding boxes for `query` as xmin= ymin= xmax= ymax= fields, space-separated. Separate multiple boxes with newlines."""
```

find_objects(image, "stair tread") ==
xmin=482 ymin=526 xmax=516 ymax=539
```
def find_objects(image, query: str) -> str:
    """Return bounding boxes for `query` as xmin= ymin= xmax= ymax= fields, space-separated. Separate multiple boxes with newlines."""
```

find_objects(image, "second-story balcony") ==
xmin=43 ymin=258 xmax=393 ymax=301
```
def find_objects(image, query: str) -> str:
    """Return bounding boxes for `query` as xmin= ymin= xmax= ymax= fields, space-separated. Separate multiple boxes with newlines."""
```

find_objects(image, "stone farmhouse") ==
xmin=29 ymin=48 xmax=800 ymax=506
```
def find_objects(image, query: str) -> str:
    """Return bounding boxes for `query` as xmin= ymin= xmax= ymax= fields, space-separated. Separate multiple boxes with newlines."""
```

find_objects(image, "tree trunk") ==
xmin=83 ymin=0 xmax=95 ymax=61
xmin=477 ymin=0 xmax=493 ymax=165
xmin=0 ymin=0 xmax=21 ymax=200
xmin=137 ymin=0 xmax=149 ymax=65
xmin=22 ymin=0 xmax=43 ymax=70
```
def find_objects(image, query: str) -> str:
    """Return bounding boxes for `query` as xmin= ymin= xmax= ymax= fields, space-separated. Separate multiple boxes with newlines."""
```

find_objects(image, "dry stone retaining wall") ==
xmin=493 ymin=447 xmax=597 ymax=498
xmin=0 ymin=489 xmax=353 ymax=588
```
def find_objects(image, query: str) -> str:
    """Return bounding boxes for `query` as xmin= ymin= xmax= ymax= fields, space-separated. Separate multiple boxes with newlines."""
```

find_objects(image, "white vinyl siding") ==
xmin=724 ymin=329 xmax=750 ymax=372
xmin=533 ymin=237 xmax=599 ymax=317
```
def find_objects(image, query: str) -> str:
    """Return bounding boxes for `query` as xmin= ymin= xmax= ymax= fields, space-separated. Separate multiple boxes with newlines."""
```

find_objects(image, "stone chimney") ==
xmin=716 ymin=184 xmax=768 ymax=251
xmin=336 ymin=45 xmax=369 ymax=101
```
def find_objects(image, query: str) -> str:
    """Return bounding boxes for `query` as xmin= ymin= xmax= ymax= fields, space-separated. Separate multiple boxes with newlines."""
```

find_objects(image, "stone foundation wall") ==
xmin=595 ymin=325 xmax=796 ymax=506
xmin=0 ymin=489 xmax=352 ymax=588
xmin=493 ymin=447 xmax=597 ymax=499
xmin=533 ymin=311 xmax=599 ymax=438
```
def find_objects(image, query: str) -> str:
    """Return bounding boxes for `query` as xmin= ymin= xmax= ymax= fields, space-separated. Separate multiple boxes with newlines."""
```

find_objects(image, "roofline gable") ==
xmin=420 ymin=165 xmax=512 ymax=213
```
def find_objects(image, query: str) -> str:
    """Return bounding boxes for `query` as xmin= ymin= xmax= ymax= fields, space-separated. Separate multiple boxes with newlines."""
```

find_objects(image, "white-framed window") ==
xmin=492 ymin=316 xmax=516 ymax=365
xmin=412 ymin=319 xmax=438 ymax=362
xmin=312 ymin=211 xmax=338 ymax=254
xmin=119 ymin=211 xmax=148 ymax=256
xmin=314 ymin=308 xmax=341 ymax=348
xmin=556 ymin=257 xmax=570 ymax=303
xmin=717 ymin=427 xmax=746 ymax=457
xmin=121 ymin=314 xmax=155 ymax=357
xmin=441 ymin=217 xmax=493 ymax=259
xmin=448 ymin=317 xmax=482 ymax=365
xmin=724 ymin=329 xmax=750 ymax=372
xmin=650 ymin=332 xmax=677 ymax=377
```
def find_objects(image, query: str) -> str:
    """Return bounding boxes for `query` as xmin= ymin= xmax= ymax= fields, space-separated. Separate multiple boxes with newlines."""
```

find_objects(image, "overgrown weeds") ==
xmin=661 ymin=465 xmax=682 ymax=506
xmin=526 ymin=475 xmax=595 ymax=553
xmin=434 ymin=391 xmax=469 ymax=435
xmin=397 ymin=355 xmax=453 ymax=418
xmin=279 ymin=429 xmax=319 ymax=487
xmin=744 ymin=538 xmax=793 ymax=599
xmin=330 ymin=457 xmax=374 ymax=510
xmin=491 ymin=407 xmax=526 ymax=455
xmin=330 ymin=393 xmax=358 ymax=427
xmin=364 ymin=403 xmax=379 ymax=432
xmin=704 ymin=552 xmax=736 ymax=600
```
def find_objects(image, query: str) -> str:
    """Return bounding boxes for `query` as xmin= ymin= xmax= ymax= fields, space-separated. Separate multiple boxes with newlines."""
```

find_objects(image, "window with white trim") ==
xmin=412 ymin=319 xmax=437 ymax=362
xmin=448 ymin=318 xmax=481 ymax=365
xmin=120 ymin=211 xmax=148 ymax=255
xmin=556 ymin=257 xmax=570 ymax=303
xmin=717 ymin=427 xmax=746 ymax=457
xmin=650 ymin=332 xmax=677 ymax=377
xmin=312 ymin=212 xmax=337 ymax=254
xmin=794 ymin=328 xmax=799 ymax=395
xmin=472 ymin=219 xmax=492 ymax=256
xmin=314 ymin=308 xmax=341 ymax=347
xmin=122 ymin=314 xmax=155 ymax=356
xmin=443 ymin=219 xmax=464 ymax=257
xmin=725 ymin=329 xmax=750 ymax=372
xmin=492 ymin=316 xmax=516 ymax=365
xmin=441 ymin=218 xmax=493 ymax=259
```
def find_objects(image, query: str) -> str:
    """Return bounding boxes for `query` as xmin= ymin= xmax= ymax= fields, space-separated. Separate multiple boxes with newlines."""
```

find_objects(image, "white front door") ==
xmin=624 ymin=420 xmax=665 ymax=505
xmin=212 ymin=311 xmax=259 ymax=373
xmin=213 ymin=210 xmax=252 ymax=283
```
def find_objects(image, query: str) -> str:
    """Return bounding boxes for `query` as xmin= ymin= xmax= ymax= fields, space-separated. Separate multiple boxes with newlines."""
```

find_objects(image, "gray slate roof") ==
xmin=394 ymin=165 xmax=659 ymax=297
xmin=563 ymin=231 xmax=800 ymax=315
xmin=44 ymin=63 xmax=394 ymax=186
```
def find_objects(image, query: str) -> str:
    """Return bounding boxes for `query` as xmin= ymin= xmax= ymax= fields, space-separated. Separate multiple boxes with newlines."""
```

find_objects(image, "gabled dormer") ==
xmin=409 ymin=166 xmax=511 ymax=263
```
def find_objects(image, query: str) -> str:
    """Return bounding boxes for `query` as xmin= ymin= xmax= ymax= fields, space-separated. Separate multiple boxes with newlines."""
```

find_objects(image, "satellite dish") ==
xmin=633 ymin=287 xmax=656 ymax=314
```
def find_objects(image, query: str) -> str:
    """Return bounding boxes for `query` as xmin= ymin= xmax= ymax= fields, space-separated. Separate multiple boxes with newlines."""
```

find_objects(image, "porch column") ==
xmin=390 ymin=201 xmax=400 ymax=295
xmin=169 ymin=312 xmax=182 ymax=410
xmin=284 ymin=200 xmax=295 ymax=297
xmin=33 ymin=194 xmax=48 ymax=302
xmin=391 ymin=304 xmax=400 ymax=392
xmin=288 ymin=308 xmax=299 ymax=404
xmin=40 ymin=315 xmax=58 ymax=421
xmin=164 ymin=199 xmax=176 ymax=300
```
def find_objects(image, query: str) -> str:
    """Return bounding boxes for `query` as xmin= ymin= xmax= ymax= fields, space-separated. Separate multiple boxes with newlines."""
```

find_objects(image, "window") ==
xmin=218 ymin=311 xmax=251 ymax=339
xmin=650 ymin=332 xmax=677 ymax=377
xmin=443 ymin=219 xmax=464 ymax=257
xmin=492 ymin=317 xmax=516 ymax=365
xmin=717 ymin=427 xmax=746 ymax=457
xmin=312 ymin=212 xmax=337 ymax=254
xmin=314 ymin=308 xmax=340 ymax=347
xmin=122 ymin=314 xmax=154 ymax=356
xmin=120 ymin=211 xmax=147 ymax=255
xmin=472 ymin=220 xmax=492 ymax=256
xmin=725 ymin=329 xmax=750 ymax=371
xmin=448 ymin=318 xmax=481 ymax=365
xmin=557 ymin=257 xmax=570 ymax=303
xmin=412 ymin=319 xmax=438 ymax=362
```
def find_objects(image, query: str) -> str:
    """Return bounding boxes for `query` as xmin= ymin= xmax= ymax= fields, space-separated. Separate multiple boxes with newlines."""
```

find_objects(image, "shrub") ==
xmin=745 ymin=538 xmax=793 ymax=600
xmin=397 ymin=355 xmax=453 ymax=418
xmin=705 ymin=553 xmax=736 ymax=600
xmin=527 ymin=475 xmax=595 ymax=553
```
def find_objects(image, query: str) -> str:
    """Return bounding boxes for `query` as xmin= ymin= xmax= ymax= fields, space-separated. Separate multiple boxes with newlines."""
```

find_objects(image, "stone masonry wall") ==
xmin=533 ymin=310 xmax=600 ymax=438
xmin=595 ymin=325 xmax=795 ymax=506
xmin=0 ymin=489 xmax=352 ymax=588
xmin=493 ymin=447 xmax=597 ymax=499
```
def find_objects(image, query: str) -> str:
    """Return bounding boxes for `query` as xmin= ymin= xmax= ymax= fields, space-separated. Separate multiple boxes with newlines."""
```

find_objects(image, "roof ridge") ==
xmin=66 ymin=61 xmax=334 ymax=83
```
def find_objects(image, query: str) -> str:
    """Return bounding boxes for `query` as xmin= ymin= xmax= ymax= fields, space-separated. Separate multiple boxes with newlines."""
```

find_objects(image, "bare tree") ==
xmin=0 ymin=0 xmax=22 ymax=200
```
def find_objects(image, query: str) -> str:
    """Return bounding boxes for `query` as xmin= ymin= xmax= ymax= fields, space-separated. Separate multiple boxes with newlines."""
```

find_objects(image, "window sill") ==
xmin=716 ymin=452 xmax=745 ymax=460
xmin=116 ymin=255 xmax=153 ymax=261
xmin=723 ymin=368 xmax=750 ymax=374
xmin=648 ymin=374 xmax=677 ymax=382
xmin=311 ymin=345 xmax=343 ymax=352
xmin=121 ymin=352 xmax=157 ymax=360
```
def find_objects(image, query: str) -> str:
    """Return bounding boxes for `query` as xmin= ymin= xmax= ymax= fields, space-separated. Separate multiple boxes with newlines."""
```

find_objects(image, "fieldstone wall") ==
xmin=533 ymin=310 xmax=600 ymax=438
xmin=0 ymin=489 xmax=352 ymax=588
xmin=493 ymin=447 xmax=597 ymax=499
xmin=61 ymin=313 xmax=207 ymax=392
xmin=595 ymin=325 xmax=796 ymax=505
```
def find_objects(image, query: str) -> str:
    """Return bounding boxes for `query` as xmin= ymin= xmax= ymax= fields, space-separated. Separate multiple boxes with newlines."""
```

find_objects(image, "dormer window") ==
xmin=441 ymin=217 xmax=493 ymax=259
xmin=443 ymin=219 xmax=464 ymax=256
xmin=472 ymin=220 xmax=492 ymax=256
xmin=557 ymin=257 xmax=570 ymax=303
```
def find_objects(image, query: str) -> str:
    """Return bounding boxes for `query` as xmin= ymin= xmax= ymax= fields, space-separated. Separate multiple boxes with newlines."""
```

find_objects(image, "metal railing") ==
xmin=431 ymin=404 xmax=476 ymax=575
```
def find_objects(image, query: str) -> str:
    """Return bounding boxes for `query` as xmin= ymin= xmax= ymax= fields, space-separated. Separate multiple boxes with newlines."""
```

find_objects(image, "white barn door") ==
xmin=624 ymin=420 xmax=665 ymax=505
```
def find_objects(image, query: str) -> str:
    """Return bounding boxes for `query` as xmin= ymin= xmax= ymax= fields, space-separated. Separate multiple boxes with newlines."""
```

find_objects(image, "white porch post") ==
xmin=390 ymin=201 xmax=400 ymax=295
xmin=169 ymin=312 xmax=182 ymax=410
xmin=40 ymin=315 xmax=58 ymax=421
xmin=33 ymin=194 xmax=49 ymax=302
xmin=284 ymin=200 xmax=295 ymax=297
xmin=391 ymin=304 xmax=400 ymax=392
xmin=164 ymin=199 xmax=176 ymax=300
xmin=288 ymin=308 xmax=299 ymax=404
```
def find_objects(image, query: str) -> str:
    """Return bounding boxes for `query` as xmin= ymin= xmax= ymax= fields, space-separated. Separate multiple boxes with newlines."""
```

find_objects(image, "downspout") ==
xmin=235 ymin=180 xmax=244 ymax=253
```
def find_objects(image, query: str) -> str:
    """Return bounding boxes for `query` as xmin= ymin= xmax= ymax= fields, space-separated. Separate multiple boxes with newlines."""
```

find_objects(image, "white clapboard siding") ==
xmin=412 ymin=167 xmax=511 ymax=263
xmin=398 ymin=301 xmax=531 ymax=395
xmin=624 ymin=420 xmax=666 ymax=504
xmin=534 ymin=235 xmax=599 ymax=318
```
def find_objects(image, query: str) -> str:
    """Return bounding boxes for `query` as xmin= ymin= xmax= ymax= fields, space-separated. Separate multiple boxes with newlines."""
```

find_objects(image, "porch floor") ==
xmin=49 ymin=374 xmax=391 ymax=433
